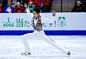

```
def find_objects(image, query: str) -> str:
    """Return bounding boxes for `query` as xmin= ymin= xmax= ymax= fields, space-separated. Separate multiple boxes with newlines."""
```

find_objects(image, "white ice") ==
xmin=0 ymin=36 xmax=86 ymax=59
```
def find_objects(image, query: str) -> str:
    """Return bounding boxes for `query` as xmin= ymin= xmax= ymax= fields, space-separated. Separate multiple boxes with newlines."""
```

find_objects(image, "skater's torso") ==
xmin=26 ymin=8 xmax=55 ymax=32
xmin=32 ymin=15 xmax=43 ymax=32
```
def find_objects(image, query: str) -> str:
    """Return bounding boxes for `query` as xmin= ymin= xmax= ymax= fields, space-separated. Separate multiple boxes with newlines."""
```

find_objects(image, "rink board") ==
xmin=0 ymin=30 xmax=86 ymax=35
xmin=0 ymin=13 xmax=86 ymax=35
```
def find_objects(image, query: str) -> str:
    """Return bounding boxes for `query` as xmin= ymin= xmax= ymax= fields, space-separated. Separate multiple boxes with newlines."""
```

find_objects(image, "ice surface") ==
xmin=0 ymin=36 xmax=86 ymax=59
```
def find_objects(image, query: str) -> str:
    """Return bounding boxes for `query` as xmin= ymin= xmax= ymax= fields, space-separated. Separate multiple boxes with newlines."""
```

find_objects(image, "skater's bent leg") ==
xmin=21 ymin=36 xmax=31 ymax=53
xmin=39 ymin=35 xmax=69 ymax=54
xmin=21 ymin=33 xmax=36 ymax=53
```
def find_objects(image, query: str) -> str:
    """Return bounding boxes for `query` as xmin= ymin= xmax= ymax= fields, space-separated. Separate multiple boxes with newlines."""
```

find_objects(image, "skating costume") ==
xmin=21 ymin=8 xmax=70 ymax=55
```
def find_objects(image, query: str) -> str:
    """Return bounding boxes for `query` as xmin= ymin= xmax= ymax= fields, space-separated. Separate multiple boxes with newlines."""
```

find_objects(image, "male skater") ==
xmin=21 ymin=3 xmax=70 ymax=55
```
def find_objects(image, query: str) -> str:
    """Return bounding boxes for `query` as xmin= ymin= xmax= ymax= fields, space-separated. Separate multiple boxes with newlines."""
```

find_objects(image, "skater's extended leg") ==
xmin=39 ymin=34 xmax=69 ymax=55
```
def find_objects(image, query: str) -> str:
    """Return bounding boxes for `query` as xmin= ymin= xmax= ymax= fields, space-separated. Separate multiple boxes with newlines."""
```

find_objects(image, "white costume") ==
xmin=21 ymin=8 xmax=70 ymax=55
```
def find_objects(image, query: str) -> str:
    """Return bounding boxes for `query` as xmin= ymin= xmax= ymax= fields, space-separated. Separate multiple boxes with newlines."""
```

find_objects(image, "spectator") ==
xmin=0 ymin=3 xmax=2 ymax=13
xmin=0 ymin=0 xmax=13 ymax=10
xmin=11 ymin=0 xmax=26 ymax=8
xmin=16 ymin=0 xmax=28 ymax=9
xmin=75 ymin=0 xmax=86 ymax=7
xmin=28 ymin=0 xmax=38 ymax=7
xmin=38 ymin=0 xmax=50 ymax=12
xmin=11 ymin=0 xmax=17 ymax=7
xmin=3 ymin=1 xmax=14 ymax=13
xmin=72 ymin=1 xmax=82 ymax=12
xmin=38 ymin=0 xmax=50 ymax=7
xmin=81 ymin=0 xmax=86 ymax=6
xmin=82 ymin=3 xmax=86 ymax=12
xmin=1 ymin=0 xmax=8 ymax=10
xmin=17 ymin=0 xmax=28 ymax=6
xmin=38 ymin=2 xmax=48 ymax=12
xmin=28 ymin=0 xmax=32 ymax=4
xmin=14 ymin=2 xmax=24 ymax=13
xmin=24 ymin=2 xmax=34 ymax=13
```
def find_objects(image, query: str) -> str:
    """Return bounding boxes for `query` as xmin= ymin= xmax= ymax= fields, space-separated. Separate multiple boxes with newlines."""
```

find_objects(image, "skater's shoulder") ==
xmin=41 ymin=16 xmax=47 ymax=19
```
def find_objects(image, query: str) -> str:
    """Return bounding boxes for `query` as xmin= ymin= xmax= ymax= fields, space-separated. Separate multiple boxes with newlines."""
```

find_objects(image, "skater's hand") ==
xmin=53 ymin=10 xmax=55 ymax=16
xmin=24 ymin=3 xmax=27 ymax=8
xmin=18 ymin=10 xmax=21 ymax=13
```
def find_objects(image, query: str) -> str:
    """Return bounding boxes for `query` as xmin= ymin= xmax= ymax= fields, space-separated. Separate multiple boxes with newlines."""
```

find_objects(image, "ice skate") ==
xmin=21 ymin=52 xmax=31 ymax=55
xmin=67 ymin=51 xmax=70 ymax=55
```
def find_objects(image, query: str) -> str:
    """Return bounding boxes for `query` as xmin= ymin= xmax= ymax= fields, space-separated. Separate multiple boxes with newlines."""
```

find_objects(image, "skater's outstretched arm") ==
xmin=41 ymin=10 xmax=56 ymax=23
xmin=24 ymin=3 xmax=33 ymax=17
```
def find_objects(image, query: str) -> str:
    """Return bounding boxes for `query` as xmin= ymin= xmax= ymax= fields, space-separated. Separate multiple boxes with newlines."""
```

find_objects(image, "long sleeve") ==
xmin=26 ymin=8 xmax=33 ymax=17
xmin=3 ymin=6 xmax=7 ymax=13
xmin=14 ymin=7 xmax=18 ymax=13
xmin=24 ymin=8 xmax=27 ymax=13
xmin=20 ymin=8 xmax=24 ymax=13
xmin=11 ymin=7 xmax=14 ymax=13
xmin=41 ymin=16 xmax=55 ymax=23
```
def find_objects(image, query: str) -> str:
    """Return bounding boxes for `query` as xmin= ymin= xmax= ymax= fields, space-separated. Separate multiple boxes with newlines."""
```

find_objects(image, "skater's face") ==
xmin=33 ymin=11 xmax=39 ymax=18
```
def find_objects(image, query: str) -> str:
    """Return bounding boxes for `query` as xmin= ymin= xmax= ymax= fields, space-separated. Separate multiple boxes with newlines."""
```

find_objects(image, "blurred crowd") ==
xmin=0 ymin=0 xmax=86 ymax=13
xmin=71 ymin=0 xmax=86 ymax=12
xmin=0 ymin=0 xmax=53 ymax=13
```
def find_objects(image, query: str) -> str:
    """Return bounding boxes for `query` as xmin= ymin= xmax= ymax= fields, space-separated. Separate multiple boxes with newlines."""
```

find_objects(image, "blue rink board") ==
xmin=0 ymin=30 xmax=86 ymax=35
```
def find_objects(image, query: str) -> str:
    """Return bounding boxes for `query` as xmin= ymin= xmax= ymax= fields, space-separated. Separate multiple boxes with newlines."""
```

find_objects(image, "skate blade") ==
xmin=21 ymin=53 xmax=31 ymax=55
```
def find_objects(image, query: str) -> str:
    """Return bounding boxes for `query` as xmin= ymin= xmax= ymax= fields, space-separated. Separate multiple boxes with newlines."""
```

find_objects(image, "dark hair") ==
xmin=40 ymin=2 xmax=44 ymax=4
xmin=33 ymin=8 xmax=40 ymax=14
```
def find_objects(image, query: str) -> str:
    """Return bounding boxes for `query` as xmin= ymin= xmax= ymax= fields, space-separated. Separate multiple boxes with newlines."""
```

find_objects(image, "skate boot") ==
xmin=68 ymin=51 xmax=70 ymax=55
xmin=21 ymin=52 xmax=31 ymax=55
